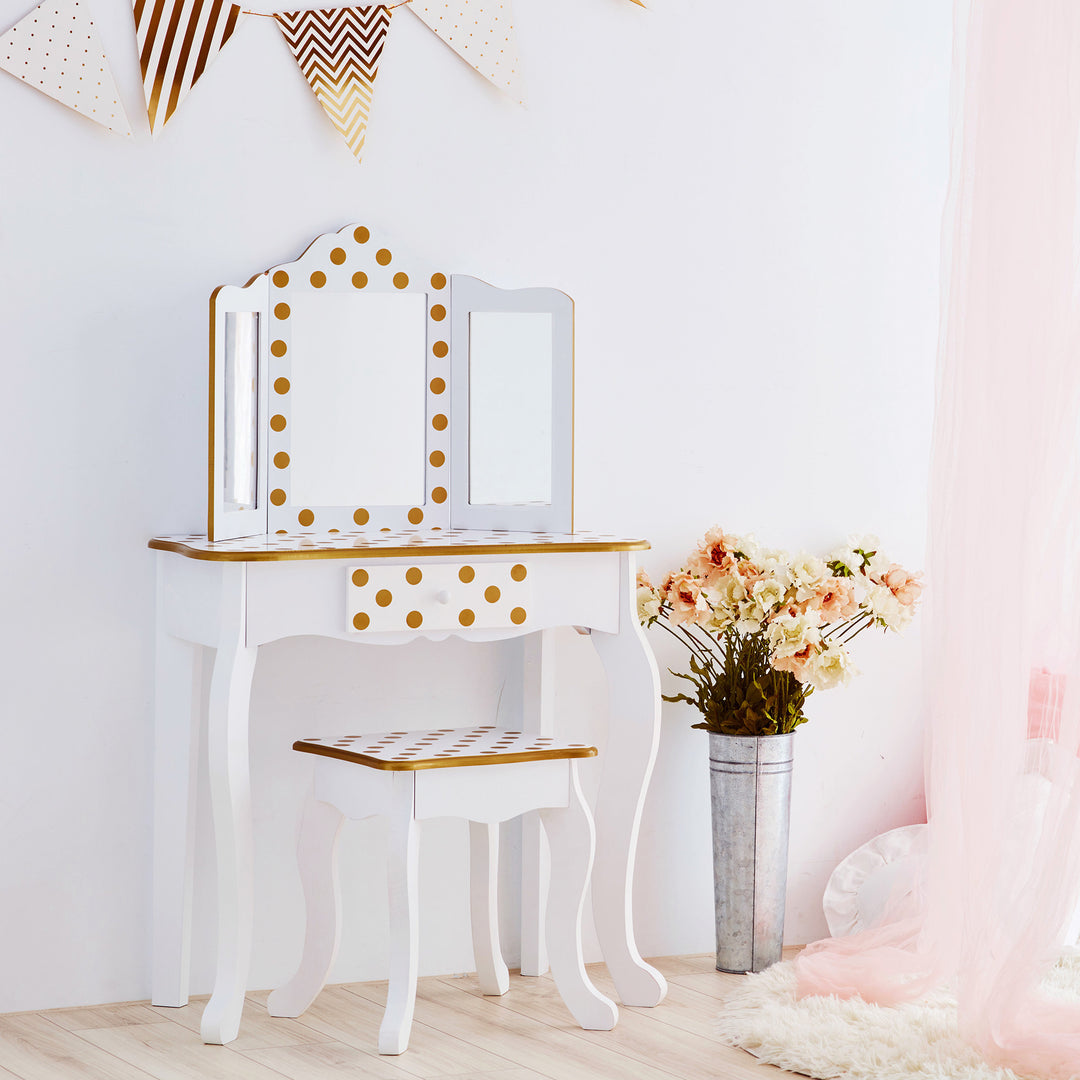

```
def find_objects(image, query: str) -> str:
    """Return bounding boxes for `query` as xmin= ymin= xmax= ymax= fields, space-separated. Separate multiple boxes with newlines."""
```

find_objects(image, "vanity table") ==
xmin=149 ymin=224 xmax=667 ymax=1045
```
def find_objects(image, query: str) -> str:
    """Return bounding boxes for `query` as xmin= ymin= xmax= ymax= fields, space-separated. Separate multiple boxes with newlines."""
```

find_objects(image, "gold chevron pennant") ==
xmin=275 ymin=6 xmax=390 ymax=163
xmin=408 ymin=0 xmax=523 ymax=103
xmin=0 ymin=0 xmax=132 ymax=135
xmin=134 ymin=0 xmax=246 ymax=136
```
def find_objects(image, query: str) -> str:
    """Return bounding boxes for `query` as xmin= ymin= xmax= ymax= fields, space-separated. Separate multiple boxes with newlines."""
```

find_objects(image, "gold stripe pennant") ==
xmin=0 ymin=0 xmax=132 ymax=135
xmin=274 ymin=5 xmax=391 ymax=163
xmin=134 ymin=0 xmax=246 ymax=136
xmin=407 ymin=0 xmax=523 ymax=103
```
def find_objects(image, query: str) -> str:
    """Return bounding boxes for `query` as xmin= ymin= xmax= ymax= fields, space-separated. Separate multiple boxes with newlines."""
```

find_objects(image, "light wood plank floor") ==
xmin=0 ymin=955 xmax=800 ymax=1079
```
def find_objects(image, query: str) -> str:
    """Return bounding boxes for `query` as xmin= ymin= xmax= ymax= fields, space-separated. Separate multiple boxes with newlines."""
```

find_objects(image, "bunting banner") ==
xmin=275 ymin=6 xmax=390 ymax=163
xmin=0 ymin=0 xmax=131 ymax=134
xmin=134 ymin=0 xmax=246 ymax=136
xmin=408 ymin=0 xmax=523 ymax=102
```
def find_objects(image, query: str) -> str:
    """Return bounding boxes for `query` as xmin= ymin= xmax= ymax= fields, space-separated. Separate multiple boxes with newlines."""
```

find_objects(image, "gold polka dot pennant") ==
xmin=407 ymin=0 xmax=524 ymax=103
xmin=0 ymin=0 xmax=132 ymax=135
xmin=275 ymin=6 xmax=392 ymax=164
xmin=133 ymin=0 xmax=245 ymax=137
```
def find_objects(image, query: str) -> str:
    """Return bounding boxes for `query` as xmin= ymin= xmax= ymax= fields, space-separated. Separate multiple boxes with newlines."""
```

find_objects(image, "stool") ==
xmin=267 ymin=726 xmax=619 ymax=1054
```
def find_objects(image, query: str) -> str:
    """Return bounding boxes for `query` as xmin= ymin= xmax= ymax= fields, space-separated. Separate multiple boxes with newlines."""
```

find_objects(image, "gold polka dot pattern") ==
xmin=345 ymin=560 xmax=533 ymax=634
xmin=1 ymin=0 xmax=132 ymax=135
xmin=410 ymin=1 xmax=524 ymax=100
xmin=293 ymin=726 xmax=597 ymax=772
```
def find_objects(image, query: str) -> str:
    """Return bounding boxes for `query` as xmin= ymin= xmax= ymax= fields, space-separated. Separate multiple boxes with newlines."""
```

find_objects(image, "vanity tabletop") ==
xmin=148 ymin=529 xmax=649 ymax=562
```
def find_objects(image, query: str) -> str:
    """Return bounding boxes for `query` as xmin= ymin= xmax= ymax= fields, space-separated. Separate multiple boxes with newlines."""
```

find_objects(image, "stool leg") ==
xmin=469 ymin=822 xmax=510 ymax=996
xmin=267 ymin=796 xmax=345 ymax=1018
xmin=380 ymin=774 xmax=419 ymax=1055
xmin=539 ymin=762 xmax=619 ymax=1031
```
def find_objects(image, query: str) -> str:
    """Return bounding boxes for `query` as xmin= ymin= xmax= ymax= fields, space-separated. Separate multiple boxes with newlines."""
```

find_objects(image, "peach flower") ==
xmin=772 ymin=642 xmax=816 ymax=683
xmin=662 ymin=571 xmax=708 ymax=627
xmin=686 ymin=527 xmax=741 ymax=579
xmin=882 ymin=565 xmax=923 ymax=607
xmin=805 ymin=577 xmax=859 ymax=623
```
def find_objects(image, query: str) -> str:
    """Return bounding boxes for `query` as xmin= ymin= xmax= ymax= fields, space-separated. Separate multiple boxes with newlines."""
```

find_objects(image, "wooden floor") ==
xmin=0 ymin=955 xmax=799 ymax=1080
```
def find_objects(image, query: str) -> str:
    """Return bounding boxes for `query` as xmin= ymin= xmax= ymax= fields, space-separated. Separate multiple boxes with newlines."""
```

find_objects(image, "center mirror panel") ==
xmin=288 ymin=293 xmax=427 ymax=507
xmin=263 ymin=224 xmax=453 ymax=533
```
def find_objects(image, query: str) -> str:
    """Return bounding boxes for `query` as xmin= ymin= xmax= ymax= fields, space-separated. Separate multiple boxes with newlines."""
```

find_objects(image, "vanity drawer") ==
xmin=346 ymin=561 xmax=533 ymax=633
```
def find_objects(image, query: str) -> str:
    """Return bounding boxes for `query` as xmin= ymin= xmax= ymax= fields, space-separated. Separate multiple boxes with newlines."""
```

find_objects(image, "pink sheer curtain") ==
xmin=795 ymin=2 xmax=1080 ymax=1076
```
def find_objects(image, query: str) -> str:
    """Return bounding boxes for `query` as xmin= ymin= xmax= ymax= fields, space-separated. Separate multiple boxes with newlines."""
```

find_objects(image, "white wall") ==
xmin=0 ymin=0 xmax=952 ymax=1011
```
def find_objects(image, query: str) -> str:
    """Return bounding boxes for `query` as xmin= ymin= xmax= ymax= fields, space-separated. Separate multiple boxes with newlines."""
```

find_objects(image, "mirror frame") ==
xmin=449 ymin=275 xmax=574 ymax=533
xmin=208 ymin=225 xmax=575 ymax=539
xmin=208 ymin=276 xmax=270 ymax=541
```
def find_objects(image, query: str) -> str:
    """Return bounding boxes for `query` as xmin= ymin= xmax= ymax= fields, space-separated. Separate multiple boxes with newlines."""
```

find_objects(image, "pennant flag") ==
xmin=408 ymin=0 xmax=523 ymax=102
xmin=275 ymin=6 xmax=390 ymax=163
xmin=134 ymin=0 xmax=245 ymax=136
xmin=0 ymin=0 xmax=131 ymax=135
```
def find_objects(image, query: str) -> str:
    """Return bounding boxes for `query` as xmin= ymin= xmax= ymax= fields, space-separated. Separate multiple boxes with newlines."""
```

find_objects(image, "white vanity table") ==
xmin=149 ymin=224 xmax=667 ymax=1045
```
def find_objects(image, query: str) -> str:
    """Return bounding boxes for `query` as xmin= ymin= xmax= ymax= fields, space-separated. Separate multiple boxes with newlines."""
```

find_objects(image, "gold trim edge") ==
xmin=147 ymin=537 xmax=650 ymax=561
xmin=292 ymin=741 xmax=599 ymax=771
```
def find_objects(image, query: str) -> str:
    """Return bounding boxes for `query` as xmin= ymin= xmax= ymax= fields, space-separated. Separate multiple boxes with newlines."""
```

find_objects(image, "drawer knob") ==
xmin=435 ymin=589 xmax=452 ymax=605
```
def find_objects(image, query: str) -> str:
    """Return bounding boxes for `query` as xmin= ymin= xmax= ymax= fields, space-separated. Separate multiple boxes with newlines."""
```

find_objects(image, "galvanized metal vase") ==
xmin=709 ymin=732 xmax=794 ymax=973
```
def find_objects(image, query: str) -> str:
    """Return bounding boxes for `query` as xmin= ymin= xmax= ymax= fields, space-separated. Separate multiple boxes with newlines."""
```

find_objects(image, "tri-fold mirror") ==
xmin=208 ymin=224 xmax=574 ymax=541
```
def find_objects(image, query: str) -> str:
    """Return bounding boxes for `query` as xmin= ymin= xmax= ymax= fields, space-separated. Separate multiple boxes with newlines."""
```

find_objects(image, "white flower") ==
xmin=789 ymin=553 xmax=828 ymax=602
xmin=806 ymin=644 xmax=856 ymax=691
xmin=699 ymin=583 xmax=740 ymax=632
xmin=751 ymin=577 xmax=787 ymax=614
xmin=729 ymin=533 xmax=760 ymax=561
xmin=863 ymin=582 xmax=912 ymax=631
xmin=636 ymin=585 xmax=661 ymax=623
xmin=757 ymin=552 xmax=794 ymax=590
xmin=735 ymin=598 xmax=765 ymax=635
xmin=767 ymin=613 xmax=821 ymax=660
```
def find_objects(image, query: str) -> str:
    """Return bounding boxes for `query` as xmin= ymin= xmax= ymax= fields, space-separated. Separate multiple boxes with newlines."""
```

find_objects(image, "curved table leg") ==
xmin=201 ymin=566 xmax=258 ymax=1045
xmin=267 ymin=795 xmax=345 ymax=1018
xmin=589 ymin=552 xmax=668 ymax=1007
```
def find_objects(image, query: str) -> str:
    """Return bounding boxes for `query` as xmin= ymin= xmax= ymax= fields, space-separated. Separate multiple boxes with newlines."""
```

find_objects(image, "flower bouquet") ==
xmin=637 ymin=529 xmax=922 ymax=736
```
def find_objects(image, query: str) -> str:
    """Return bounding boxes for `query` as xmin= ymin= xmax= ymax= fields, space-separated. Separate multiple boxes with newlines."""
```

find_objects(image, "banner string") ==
xmin=242 ymin=0 xmax=409 ymax=13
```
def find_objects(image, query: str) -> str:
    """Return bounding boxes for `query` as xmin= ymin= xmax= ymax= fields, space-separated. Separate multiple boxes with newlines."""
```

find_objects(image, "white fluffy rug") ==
xmin=715 ymin=955 xmax=1080 ymax=1080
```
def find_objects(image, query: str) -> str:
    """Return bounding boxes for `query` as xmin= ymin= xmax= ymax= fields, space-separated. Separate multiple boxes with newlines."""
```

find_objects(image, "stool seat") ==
xmin=293 ymin=726 xmax=597 ymax=770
